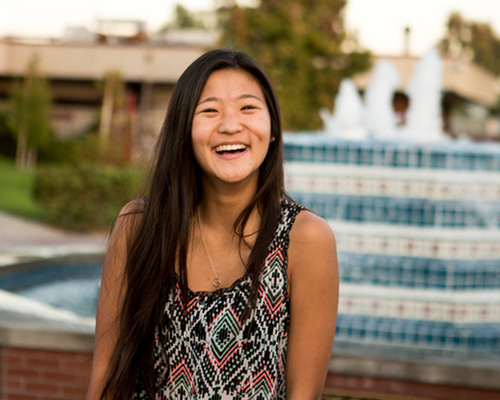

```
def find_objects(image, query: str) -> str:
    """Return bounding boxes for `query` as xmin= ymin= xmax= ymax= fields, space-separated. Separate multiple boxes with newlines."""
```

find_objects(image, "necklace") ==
xmin=196 ymin=210 xmax=236 ymax=288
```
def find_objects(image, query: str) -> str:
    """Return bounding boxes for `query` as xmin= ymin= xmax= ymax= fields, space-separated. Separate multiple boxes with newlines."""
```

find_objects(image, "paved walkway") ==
xmin=0 ymin=211 xmax=107 ymax=265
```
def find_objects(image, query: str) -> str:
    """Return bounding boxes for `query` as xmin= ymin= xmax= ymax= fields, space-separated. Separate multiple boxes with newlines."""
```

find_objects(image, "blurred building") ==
xmin=2 ymin=30 xmax=499 ymax=157
xmin=0 ymin=26 xmax=207 ymax=156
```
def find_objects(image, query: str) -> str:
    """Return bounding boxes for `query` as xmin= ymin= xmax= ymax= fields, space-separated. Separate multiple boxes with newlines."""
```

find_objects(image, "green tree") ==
xmin=97 ymin=70 xmax=135 ymax=165
xmin=159 ymin=4 xmax=206 ymax=32
xmin=439 ymin=12 xmax=500 ymax=76
xmin=8 ymin=56 xmax=53 ymax=170
xmin=217 ymin=0 xmax=370 ymax=131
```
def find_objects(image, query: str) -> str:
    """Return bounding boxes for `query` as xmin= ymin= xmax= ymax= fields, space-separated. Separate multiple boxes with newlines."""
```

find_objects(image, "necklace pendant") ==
xmin=212 ymin=277 xmax=222 ymax=287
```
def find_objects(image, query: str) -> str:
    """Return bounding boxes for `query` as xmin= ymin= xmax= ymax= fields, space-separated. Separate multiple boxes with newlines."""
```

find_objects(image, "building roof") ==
xmin=0 ymin=39 xmax=203 ymax=83
xmin=353 ymin=55 xmax=500 ymax=107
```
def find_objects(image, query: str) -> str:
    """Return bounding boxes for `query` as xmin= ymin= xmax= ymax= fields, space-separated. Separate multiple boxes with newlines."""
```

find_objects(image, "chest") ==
xmin=164 ymin=247 xmax=291 ymax=345
xmin=185 ymin=245 xmax=247 ymax=292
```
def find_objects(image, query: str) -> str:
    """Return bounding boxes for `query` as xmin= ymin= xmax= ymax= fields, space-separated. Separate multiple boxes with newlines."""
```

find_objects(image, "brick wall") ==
xmin=1 ymin=343 xmax=500 ymax=400
xmin=325 ymin=374 xmax=500 ymax=400
xmin=0 ymin=345 xmax=92 ymax=400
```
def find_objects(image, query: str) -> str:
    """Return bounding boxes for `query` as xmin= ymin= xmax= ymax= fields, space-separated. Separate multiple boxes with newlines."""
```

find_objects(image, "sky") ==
xmin=1 ymin=0 xmax=500 ymax=56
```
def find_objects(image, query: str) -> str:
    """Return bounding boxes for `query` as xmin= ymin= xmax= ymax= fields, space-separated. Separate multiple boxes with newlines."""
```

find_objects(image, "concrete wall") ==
xmin=0 ymin=40 xmax=202 ymax=141
xmin=0 ymin=40 xmax=203 ymax=82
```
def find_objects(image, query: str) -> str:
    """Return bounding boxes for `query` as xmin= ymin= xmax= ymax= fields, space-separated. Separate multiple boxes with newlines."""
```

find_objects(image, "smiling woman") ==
xmin=191 ymin=68 xmax=272 ymax=186
xmin=86 ymin=49 xmax=339 ymax=400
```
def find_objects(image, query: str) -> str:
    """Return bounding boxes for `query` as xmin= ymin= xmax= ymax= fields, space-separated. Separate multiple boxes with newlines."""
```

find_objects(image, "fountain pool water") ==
xmin=0 ymin=260 xmax=101 ymax=318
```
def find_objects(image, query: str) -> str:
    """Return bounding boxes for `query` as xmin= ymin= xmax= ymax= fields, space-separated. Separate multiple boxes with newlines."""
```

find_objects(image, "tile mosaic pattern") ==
xmin=333 ymin=225 xmax=500 ymax=260
xmin=285 ymin=163 xmax=500 ymax=202
xmin=335 ymin=314 xmax=500 ymax=353
xmin=338 ymin=253 xmax=500 ymax=290
xmin=284 ymin=134 xmax=500 ymax=353
xmin=291 ymin=192 xmax=500 ymax=228
xmin=284 ymin=135 xmax=500 ymax=171
xmin=339 ymin=284 xmax=500 ymax=324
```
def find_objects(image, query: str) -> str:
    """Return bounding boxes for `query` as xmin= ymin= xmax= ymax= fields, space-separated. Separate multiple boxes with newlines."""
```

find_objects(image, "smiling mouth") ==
xmin=214 ymin=144 xmax=247 ymax=155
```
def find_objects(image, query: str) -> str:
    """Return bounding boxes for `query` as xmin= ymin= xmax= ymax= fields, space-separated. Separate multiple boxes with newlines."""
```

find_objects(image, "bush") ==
xmin=0 ymin=157 xmax=47 ymax=221
xmin=38 ymin=133 xmax=128 ymax=167
xmin=33 ymin=165 xmax=145 ymax=231
xmin=37 ymin=136 xmax=80 ymax=165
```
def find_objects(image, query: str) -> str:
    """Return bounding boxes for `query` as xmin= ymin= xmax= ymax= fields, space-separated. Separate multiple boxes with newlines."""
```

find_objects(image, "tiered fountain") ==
xmin=284 ymin=49 xmax=500 ymax=388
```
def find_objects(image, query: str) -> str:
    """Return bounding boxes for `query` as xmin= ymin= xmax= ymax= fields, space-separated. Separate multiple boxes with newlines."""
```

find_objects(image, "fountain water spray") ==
xmin=323 ymin=49 xmax=449 ymax=142
xmin=404 ymin=49 xmax=448 ymax=142
xmin=364 ymin=60 xmax=400 ymax=139
xmin=320 ymin=79 xmax=365 ymax=139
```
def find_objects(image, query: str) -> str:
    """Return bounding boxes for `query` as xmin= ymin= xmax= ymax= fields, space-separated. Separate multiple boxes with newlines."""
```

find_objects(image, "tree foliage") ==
xmin=7 ymin=56 xmax=53 ymax=169
xmin=438 ymin=12 xmax=500 ymax=76
xmin=217 ymin=0 xmax=370 ymax=131
xmin=159 ymin=4 xmax=206 ymax=32
xmin=33 ymin=165 xmax=143 ymax=231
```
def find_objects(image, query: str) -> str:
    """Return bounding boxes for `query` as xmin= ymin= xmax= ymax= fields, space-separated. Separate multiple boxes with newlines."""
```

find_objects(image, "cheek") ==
xmin=192 ymin=142 xmax=208 ymax=170
xmin=264 ymin=115 xmax=272 ymax=139
xmin=191 ymin=119 xmax=202 ymax=143
xmin=255 ymin=116 xmax=272 ymax=141
xmin=191 ymin=125 xmax=206 ymax=165
xmin=191 ymin=117 xmax=209 ymax=144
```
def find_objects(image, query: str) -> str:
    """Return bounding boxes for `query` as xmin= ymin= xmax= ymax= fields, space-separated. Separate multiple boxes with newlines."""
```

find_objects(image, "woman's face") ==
xmin=191 ymin=68 xmax=272 ymax=187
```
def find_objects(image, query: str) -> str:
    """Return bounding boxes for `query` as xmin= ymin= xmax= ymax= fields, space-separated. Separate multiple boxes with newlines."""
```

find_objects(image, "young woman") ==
xmin=87 ymin=48 xmax=338 ymax=400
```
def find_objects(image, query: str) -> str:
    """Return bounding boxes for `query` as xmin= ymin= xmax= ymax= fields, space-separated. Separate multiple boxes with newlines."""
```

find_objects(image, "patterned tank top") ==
xmin=134 ymin=199 xmax=304 ymax=399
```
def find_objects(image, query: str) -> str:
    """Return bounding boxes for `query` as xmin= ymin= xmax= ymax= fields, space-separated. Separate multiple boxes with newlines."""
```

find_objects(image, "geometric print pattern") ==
xmin=134 ymin=199 xmax=304 ymax=399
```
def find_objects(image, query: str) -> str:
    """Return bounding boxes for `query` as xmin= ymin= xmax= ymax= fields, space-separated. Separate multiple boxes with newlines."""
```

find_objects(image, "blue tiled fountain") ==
xmin=284 ymin=134 xmax=500 ymax=355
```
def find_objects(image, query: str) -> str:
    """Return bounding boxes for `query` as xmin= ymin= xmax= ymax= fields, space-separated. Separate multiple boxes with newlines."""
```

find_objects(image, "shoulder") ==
xmin=288 ymin=210 xmax=338 ymax=287
xmin=289 ymin=209 xmax=336 ymax=246
xmin=109 ymin=198 xmax=145 ymax=245
xmin=118 ymin=198 xmax=145 ymax=217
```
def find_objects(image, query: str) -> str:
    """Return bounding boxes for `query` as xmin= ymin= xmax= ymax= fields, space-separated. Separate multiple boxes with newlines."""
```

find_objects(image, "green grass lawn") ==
xmin=0 ymin=157 xmax=47 ymax=221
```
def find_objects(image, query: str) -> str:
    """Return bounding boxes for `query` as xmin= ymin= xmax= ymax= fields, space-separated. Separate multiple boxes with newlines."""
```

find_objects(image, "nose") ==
xmin=218 ymin=109 xmax=242 ymax=134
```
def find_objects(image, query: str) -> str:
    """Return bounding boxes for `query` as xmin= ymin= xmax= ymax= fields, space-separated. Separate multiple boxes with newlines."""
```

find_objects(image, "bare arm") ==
xmin=86 ymin=201 xmax=142 ymax=400
xmin=286 ymin=211 xmax=339 ymax=400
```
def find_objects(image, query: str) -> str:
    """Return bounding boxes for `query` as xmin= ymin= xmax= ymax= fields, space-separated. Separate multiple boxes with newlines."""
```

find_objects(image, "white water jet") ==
xmin=364 ymin=60 xmax=400 ymax=139
xmin=321 ymin=78 xmax=366 ymax=139
xmin=321 ymin=49 xmax=451 ymax=143
xmin=404 ymin=49 xmax=448 ymax=141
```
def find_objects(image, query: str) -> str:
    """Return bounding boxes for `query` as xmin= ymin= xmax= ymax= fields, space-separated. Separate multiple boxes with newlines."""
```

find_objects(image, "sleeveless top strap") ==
xmin=270 ymin=199 xmax=307 ymax=271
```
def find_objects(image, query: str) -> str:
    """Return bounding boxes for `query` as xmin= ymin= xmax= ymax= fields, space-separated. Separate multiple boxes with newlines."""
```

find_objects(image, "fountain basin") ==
xmin=0 ymin=254 xmax=103 ymax=319
xmin=284 ymin=133 xmax=500 ymax=356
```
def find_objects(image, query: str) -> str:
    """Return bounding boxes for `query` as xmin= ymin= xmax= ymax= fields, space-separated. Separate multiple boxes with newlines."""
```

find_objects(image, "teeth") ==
xmin=215 ymin=144 xmax=247 ymax=153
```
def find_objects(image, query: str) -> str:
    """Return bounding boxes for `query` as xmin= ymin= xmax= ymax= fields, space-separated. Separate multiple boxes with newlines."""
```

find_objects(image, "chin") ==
xmin=217 ymin=171 xmax=259 ymax=185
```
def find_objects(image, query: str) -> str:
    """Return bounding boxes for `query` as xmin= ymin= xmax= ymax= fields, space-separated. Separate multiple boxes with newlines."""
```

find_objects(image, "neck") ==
xmin=197 ymin=176 xmax=259 ymax=234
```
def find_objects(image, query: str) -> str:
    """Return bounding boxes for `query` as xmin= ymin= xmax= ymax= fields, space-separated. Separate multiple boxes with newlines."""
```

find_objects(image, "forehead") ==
xmin=200 ymin=69 xmax=264 ymax=98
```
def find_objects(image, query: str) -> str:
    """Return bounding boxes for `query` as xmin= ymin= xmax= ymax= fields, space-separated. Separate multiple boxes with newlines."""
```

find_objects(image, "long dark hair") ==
xmin=100 ymin=48 xmax=286 ymax=399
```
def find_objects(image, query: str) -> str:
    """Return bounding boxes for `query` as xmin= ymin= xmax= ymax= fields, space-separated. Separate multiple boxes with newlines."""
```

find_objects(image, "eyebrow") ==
xmin=197 ymin=93 xmax=265 ymax=106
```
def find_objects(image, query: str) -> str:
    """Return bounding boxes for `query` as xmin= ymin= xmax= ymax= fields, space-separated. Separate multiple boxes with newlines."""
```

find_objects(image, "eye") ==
xmin=201 ymin=108 xmax=218 ymax=113
xmin=241 ymin=105 xmax=258 ymax=111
